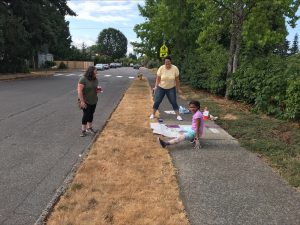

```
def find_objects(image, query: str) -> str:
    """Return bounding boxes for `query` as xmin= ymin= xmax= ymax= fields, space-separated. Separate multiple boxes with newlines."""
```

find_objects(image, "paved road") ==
xmin=0 ymin=67 xmax=138 ymax=225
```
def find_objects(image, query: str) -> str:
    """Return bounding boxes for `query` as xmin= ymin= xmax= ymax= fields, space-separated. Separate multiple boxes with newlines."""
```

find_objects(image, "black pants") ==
xmin=82 ymin=104 xmax=96 ymax=125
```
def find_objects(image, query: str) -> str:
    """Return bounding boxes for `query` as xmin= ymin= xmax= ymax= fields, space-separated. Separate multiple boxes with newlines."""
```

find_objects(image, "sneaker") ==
xmin=86 ymin=127 xmax=97 ymax=135
xmin=149 ymin=114 xmax=155 ymax=119
xmin=80 ymin=130 xmax=87 ymax=137
xmin=158 ymin=137 xmax=168 ymax=148
xmin=176 ymin=115 xmax=183 ymax=121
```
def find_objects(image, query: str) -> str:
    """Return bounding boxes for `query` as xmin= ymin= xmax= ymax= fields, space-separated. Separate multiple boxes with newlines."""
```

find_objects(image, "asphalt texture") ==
xmin=0 ymin=68 xmax=138 ymax=225
xmin=141 ymin=67 xmax=300 ymax=225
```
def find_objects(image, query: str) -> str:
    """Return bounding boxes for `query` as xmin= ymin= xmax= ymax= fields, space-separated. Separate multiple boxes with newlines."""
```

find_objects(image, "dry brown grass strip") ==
xmin=46 ymin=78 xmax=189 ymax=225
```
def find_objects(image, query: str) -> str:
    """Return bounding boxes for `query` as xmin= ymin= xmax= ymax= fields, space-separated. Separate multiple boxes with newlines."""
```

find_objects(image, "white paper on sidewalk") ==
xmin=150 ymin=123 xmax=192 ymax=138
xmin=209 ymin=128 xmax=220 ymax=134
xmin=164 ymin=110 xmax=176 ymax=114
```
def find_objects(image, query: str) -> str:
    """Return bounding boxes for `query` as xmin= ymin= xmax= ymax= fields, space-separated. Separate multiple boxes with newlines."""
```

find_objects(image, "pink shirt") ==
xmin=192 ymin=110 xmax=204 ymax=136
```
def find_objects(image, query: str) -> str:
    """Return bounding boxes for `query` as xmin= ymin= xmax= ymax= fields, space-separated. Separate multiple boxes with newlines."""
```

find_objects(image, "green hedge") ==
xmin=183 ymin=45 xmax=227 ymax=95
xmin=180 ymin=50 xmax=299 ymax=121
xmin=228 ymin=54 xmax=300 ymax=120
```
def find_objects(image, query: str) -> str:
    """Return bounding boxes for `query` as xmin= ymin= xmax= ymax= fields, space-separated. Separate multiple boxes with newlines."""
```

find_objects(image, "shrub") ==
xmin=58 ymin=62 xmax=67 ymax=69
xmin=229 ymin=54 xmax=300 ymax=120
xmin=43 ymin=60 xmax=56 ymax=69
xmin=284 ymin=55 xmax=300 ymax=120
xmin=147 ymin=59 xmax=159 ymax=69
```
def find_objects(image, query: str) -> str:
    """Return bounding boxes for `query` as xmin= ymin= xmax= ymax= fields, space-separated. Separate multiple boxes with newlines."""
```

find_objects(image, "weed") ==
xmin=70 ymin=183 xmax=83 ymax=191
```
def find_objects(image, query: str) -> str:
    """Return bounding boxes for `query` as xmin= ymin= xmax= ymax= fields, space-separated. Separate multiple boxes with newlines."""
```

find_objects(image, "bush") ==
xmin=43 ymin=60 xmax=56 ymax=69
xmin=147 ymin=59 xmax=159 ymax=69
xmin=0 ymin=58 xmax=29 ymax=73
xmin=184 ymin=45 xmax=227 ymax=95
xmin=284 ymin=55 xmax=300 ymax=120
xmin=229 ymin=54 xmax=300 ymax=120
xmin=58 ymin=62 xmax=67 ymax=69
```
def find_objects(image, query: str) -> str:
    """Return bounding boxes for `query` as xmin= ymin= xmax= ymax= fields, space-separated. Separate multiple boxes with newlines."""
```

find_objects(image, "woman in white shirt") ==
xmin=150 ymin=56 xmax=183 ymax=121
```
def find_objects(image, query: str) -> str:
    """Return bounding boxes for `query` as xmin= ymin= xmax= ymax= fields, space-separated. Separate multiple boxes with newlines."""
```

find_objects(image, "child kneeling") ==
xmin=159 ymin=100 xmax=204 ymax=149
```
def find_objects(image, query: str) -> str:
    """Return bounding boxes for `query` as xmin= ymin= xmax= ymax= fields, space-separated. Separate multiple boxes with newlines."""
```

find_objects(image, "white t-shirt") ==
xmin=157 ymin=65 xmax=179 ymax=89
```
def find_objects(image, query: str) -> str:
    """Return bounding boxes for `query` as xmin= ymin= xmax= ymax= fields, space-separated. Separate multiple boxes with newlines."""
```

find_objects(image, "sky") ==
xmin=66 ymin=0 xmax=145 ymax=54
xmin=66 ymin=0 xmax=300 ymax=54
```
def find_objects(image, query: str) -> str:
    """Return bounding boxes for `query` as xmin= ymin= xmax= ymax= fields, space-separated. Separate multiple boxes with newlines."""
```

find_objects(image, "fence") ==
xmin=54 ymin=61 xmax=94 ymax=70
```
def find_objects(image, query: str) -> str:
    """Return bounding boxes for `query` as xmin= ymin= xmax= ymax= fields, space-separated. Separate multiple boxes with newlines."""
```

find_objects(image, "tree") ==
xmin=290 ymin=33 xmax=299 ymax=55
xmin=197 ymin=0 xmax=300 ymax=98
xmin=128 ymin=53 xmax=137 ymax=60
xmin=0 ymin=0 xmax=76 ymax=72
xmin=97 ymin=28 xmax=127 ymax=60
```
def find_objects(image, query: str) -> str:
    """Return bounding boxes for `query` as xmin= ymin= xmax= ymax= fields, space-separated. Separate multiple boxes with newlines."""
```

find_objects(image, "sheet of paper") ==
xmin=164 ymin=110 xmax=176 ymax=114
xmin=150 ymin=123 xmax=192 ymax=138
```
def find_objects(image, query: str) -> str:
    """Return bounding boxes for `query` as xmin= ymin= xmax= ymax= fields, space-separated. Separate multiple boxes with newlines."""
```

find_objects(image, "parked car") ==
xmin=133 ymin=64 xmax=140 ymax=69
xmin=95 ymin=63 xmax=104 ymax=70
xmin=103 ymin=64 xmax=110 ymax=69
xmin=110 ymin=63 xmax=117 ymax=68
xmin=115 ymin=62 xmax=122 ymax=67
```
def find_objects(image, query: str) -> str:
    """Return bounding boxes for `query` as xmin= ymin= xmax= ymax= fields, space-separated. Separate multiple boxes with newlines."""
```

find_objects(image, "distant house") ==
xmin=38 ymin=52 xmax=53 ymax=68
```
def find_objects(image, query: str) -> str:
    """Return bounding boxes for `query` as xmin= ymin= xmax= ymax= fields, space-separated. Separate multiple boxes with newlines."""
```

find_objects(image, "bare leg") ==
xmin=159 ymin=134 xmax=186 ymax=148
xmin=168 ymin=134 xmax=186 ymax=145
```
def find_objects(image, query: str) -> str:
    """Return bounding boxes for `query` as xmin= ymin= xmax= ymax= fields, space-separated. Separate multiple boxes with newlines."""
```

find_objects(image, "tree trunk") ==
xmin=225 ymin=2 xmax=244 ymax=99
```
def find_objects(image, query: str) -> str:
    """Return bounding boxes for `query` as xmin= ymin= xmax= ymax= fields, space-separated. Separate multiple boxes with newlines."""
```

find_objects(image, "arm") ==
xmin=77 ymin=83 xmax=87 ymax=109
xmin=175 ymin=76 xmax=183 ymax=94
xmin=194 ymin=118 xmax=201 ymax=149
xmin=194 ymin=118 xmax=200 ymax=140
xmin=153 ymin=76 xmax=161 ymax=94
xmin=155 ymin=75 xmax=161 ymax=87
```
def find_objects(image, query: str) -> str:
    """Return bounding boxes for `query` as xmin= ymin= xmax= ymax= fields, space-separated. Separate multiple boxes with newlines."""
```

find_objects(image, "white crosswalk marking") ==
xmin=54 ymin=73 xmax=135 ymax=80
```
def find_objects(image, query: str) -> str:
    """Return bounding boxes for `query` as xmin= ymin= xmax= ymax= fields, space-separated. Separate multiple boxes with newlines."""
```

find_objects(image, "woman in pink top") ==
xmin=159 ymin=100 xmax=204 ymax=149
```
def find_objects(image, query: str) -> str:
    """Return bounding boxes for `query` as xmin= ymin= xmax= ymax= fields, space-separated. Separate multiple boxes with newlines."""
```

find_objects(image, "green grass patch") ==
xmin=183 ymin=85 xmax=300 ymax=189
xmin=70 ymin=183 xmax=83 ymax=191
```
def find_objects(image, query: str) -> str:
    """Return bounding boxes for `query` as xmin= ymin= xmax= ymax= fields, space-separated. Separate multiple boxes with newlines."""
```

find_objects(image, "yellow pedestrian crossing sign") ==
xmin=160 ymin=52 xmax=168 ymax=57
xmin=160 ymin=44 xmax=168 ymax=58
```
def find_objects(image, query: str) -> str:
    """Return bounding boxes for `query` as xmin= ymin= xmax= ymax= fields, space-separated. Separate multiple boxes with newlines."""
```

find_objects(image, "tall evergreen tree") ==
xmin=0 ymin=0 xmax=76 ymax=72
xmin=274 ymin=39 xmax=290 ymax=57
xmin=290 ymin=33 xmax=299 ymax=55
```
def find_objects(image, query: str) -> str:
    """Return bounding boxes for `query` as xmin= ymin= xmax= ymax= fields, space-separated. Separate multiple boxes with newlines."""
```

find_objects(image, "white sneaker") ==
xmin=149 ymin=114 xmax=154 ymax=119
xmin=176 ymin=115 xmax=183 ymax=121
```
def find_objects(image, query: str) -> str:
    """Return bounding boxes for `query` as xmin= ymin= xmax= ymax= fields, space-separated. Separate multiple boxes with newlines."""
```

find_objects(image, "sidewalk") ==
xmin=141 ymin=68 xmax=300 ymax=225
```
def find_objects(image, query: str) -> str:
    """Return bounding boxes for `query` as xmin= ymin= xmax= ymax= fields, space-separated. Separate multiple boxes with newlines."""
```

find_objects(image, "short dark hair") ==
xmin=164 ymin=55 xmax=172 ymax=61
xmin=189 ymin=100 xmax=200 ymax=109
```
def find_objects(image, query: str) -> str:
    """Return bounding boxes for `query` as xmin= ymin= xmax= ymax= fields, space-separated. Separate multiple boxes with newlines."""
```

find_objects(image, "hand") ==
xmin=178 ymin=88 xmax=183 ymax=94
xmin=152 ymin=86 xmax=157 ymax=95
xmin=194 ymin=138 xmax=201 ymax=150
xmin=80 ymin=101 xmax=87 ymax=109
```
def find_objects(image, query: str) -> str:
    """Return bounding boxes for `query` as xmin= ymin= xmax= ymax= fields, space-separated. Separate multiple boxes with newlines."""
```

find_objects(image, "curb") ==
xmin=0 ymin=69 xmax=83 ymax=81
xmin=0 ymin=73 xmax=54 ymax=81
xmin=34 ymin=84 xmax=130 ymax=225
